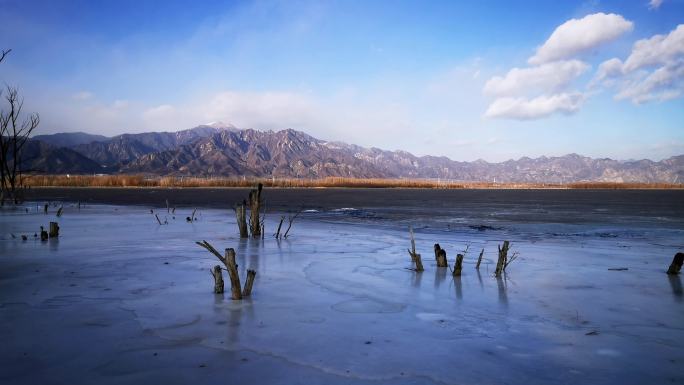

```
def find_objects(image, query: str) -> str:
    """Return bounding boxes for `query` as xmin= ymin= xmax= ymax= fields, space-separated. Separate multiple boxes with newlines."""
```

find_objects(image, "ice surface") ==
xmin=1 ymin=199 xmax=683 ymax=385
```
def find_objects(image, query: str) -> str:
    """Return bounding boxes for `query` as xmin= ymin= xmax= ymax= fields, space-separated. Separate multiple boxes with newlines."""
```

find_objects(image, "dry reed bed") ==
xmin=21 ymin=175 xmax=683 ymax=189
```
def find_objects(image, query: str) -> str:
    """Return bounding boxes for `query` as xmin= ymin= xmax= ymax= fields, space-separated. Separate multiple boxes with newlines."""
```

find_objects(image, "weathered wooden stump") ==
xmin=43 ymin=203 xmax=48 ymax=214
xmin=667 ymin=252 xmax=684 ymax=275
xmin=242 ymin=269 xmax=256 ymax=296
xmin=408 ymin=226 xmax=424 ymax=272
xmin=248 ymin=184 xmax=263 ymax=238
xmin=40 ymin=226 xmax=48 ymax=241
xmin=495 ymin=241 xmax=510 ymax=277
xmin=196 ymin=241 xmax=256 ymax=300
xmin=235 ymin=200 xmax=248 ymax=238
xmin=49 ymin=222 xmax=59 ymax=238
xmin=453 ymin=254 xmax=464 ymax=276
xmin=224 ymin=248 xmax=242 ymax=300
xmin=475 ymin=248 xmax=484 ymax=269
xmin=434 ymin=243 xmax=448 ymax=267
xmin=210 ymin=265 xmax=224 ymax=294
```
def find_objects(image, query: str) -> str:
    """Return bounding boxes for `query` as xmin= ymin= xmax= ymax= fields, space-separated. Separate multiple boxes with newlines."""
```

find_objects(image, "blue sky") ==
xmin=1 ymin=0 xmax=683 ymax=161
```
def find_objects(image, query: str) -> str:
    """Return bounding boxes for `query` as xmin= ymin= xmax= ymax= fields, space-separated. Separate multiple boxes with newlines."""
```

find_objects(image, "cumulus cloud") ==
xmin=622 ymin=24 xmax=684 ymax=72
xmin=484 ymin=93 xmax=585 ymax=120
xmin=484 ymin=60 xmax=589 ymax=97
xmin=592 ymin=24 xmax=684 ymax=104
xmin=615 ymin=63 xmax=684 ymax=103
xmin=529 ymin=13 xmax=633 ymax=65
xmin=649 ymin=0 xmax=663 ymax=10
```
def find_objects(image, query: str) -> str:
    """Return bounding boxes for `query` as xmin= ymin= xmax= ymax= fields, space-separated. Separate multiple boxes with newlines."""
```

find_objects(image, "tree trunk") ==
xmin=235 ymin=200 xmax=248 ymax=238
xmin=495 ymin=241 xmax=509 ymax=277
xmin=667 ymin=252 xmax=684 ymax=275
xmin=49 ymin=222 xmax=59 ymax=238
xmin=475 ymin=248 xmax=484 ymax=269
xmin=453 ymin=254 xmax=464 ymax=276
xmin=434 ymin=243 xmax=448 ymax=267
xmin=210 ymin=265 xmax=224 ymax=294
xmin=248 ymin=184 xmax=263 ymax=238
xmin=224 ymin=248 xmax=242 ymax=300
xmin=242 ymin=269 xmax=256 ymax=296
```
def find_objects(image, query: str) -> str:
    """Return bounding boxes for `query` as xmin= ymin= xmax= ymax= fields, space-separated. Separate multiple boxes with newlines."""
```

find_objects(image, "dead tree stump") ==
xmin=434 ymin=243 xmax=448 ymax=267
xmin=476 ymin=248 xmax=484 ymax=269
xmin=667 ymin=252 xmax=684 ymax=275
xmin=243 ymin=269 xmax=256 ymax=296
xmin=210 ymin=265 xmax=224 ymax=294
xmin=408 ymin=226 xmax=424 ymax=271
xmin=235 ymin=200 xmax=248 ymax=238
xmin=49 ymin=222 xmax=59 ymax=238
xmin=224 ymin=248 xmax=242 ymax=300
xmin=453 ymin=254 xmax=464 ymax=276
xmin=40 ymin=226 xmax=48 ymax=241
xmin=248 ymin=184 xmax=263 ymax=238
xmin=495 ymin=241 xmax=510 ymax=277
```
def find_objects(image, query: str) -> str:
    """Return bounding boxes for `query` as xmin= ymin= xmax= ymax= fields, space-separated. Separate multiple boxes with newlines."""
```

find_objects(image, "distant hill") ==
xmin=25 ymin=124 xmax=684 ymax=183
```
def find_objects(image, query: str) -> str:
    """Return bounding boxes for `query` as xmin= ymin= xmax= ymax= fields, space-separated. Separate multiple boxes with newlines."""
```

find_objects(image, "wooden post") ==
xmin=248 ymin=183 xmax=263 ymax=238
xmin=235 ymin=200 xmax=248 ymax=238
xmin=407 ymin=226 xmax=424 ymax=271
xmin=210 ymin=265 xmax=224 ymax=294
xmin=667 ymin=252 xmax=684 ymax=275
xmin=434 ymin=243 xmax=448 ymax=267
xmin=243 ymin=269 xmax=256 ymax=296
xmin=453 ymin=254 xmax=464 ymax=276
xmin=475 ymin=248 xmax=484 ymax=269
xmin=49 ymin=222 xmax=59 ymax=238
xmin=495 ymin=241 xmax=509 ymax=277
xmin=40 ymin=226 xmax=48 ymax=241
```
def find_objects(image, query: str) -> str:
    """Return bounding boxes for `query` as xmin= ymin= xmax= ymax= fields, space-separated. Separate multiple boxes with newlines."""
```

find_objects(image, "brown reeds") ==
xmin=21 ymin=174 xmax=684 ymax=190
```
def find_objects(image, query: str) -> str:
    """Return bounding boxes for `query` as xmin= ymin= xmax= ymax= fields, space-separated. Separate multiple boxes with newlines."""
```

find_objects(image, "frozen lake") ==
xmin=1 ymin=190 xmax=684 ymax=384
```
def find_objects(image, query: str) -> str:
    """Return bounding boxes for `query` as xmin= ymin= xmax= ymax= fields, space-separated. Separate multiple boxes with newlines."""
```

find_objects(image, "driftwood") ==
xmin=434 ymin=243 xmax=448 ymax=267
xmin=475 ymin=248 xmax=484 ymax=269
xmin=235 ymin=200 xmax=248 ymax=238
xmin=243 ymin=269 xmax=256 ymax=296
xmin=49 ymin=222 xmax=59 ymax=238
xmin=667 ymin=252 xmax=684 ymax=275
xmin=210 ymin=265 xmax=224 ymax=294
xmin=407 ymin=226 xmax=424 ymax=272
xmin=453 ymin=254 xmax=464 ymax=276
xmin=495 ymin=241 xmax=510 ymax=277
xmin=248 ymin=184 xmax=263 ymax=238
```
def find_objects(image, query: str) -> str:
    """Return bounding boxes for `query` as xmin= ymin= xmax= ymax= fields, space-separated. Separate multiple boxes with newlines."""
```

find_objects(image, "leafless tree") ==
xmin=0 ymin=49 xmax=40 ymax=205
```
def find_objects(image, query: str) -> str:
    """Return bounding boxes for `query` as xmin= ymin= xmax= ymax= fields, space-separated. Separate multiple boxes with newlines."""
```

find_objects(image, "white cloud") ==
xmin=72 ymin=91 xmax=93 ymax=100
xmin=622 ymin=24 xmax=684 ymax=72
xmin=529 ymin=13 xmax=633 ymax=65
xmin=484 ymin=93 xmax=585 ymax=120
xmin=649 ymin=0 xmax=663 ymax=10
xmin=615 ymin=62 xmax=684 ymax=103
xmin=484 ymin=60 xmax=589 ymax=97
xmin=592 ymin=24 xmax=684 ymax=104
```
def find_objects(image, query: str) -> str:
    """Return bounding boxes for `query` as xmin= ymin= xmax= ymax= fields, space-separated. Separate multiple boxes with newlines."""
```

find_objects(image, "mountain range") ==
xmin=23 ymin=123 xmax=684 ymax=183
